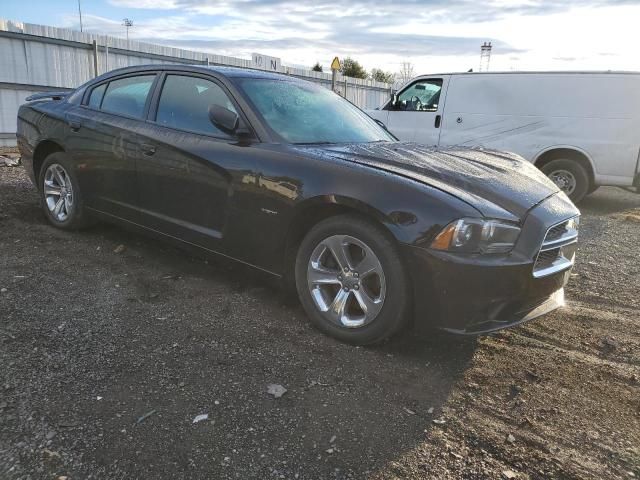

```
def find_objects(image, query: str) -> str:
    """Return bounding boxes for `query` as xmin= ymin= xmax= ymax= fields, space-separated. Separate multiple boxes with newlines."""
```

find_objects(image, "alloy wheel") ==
xmin=43 ymin=163 xmax=74 ymax=222
xmin=307 ymin=234 xmax=386 ymax=328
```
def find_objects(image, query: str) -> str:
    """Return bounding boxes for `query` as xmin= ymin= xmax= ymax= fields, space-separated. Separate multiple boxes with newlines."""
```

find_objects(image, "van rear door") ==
xmin=385 ymin=76 xmax=449 ymax=145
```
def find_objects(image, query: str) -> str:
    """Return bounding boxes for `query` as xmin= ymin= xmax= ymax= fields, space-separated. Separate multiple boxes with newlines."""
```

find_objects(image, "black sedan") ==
xmin=17 ymin=65 xmax=580 ymax=344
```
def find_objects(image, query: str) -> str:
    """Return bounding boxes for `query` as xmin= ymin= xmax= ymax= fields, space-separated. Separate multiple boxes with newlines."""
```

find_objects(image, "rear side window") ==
xmin=156 ymin=75 xmax=237 ymax=136
xmin=88 ymin=83 xmax=106 ymax=109
xmin=101 ymin=75 xmax=155 ymax=119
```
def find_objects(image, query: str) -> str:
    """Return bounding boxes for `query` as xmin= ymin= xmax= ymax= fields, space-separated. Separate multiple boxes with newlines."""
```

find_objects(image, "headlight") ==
xmin=430 ymin=218 xmax=521 ymax=254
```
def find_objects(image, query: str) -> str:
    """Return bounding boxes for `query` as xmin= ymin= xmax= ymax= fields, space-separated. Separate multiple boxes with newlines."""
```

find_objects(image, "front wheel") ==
xmin=541 ymin=158 xmax=590 ymax=204
xmin=295 ymin=214 xmax=411 ymax=345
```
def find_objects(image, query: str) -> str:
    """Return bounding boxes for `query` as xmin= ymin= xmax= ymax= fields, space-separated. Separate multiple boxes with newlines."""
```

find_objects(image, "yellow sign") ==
xmin=330 ymin=56 xmax=341 ymax=70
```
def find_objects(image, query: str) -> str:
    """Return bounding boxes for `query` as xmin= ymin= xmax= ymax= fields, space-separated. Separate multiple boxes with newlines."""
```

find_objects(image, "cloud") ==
xmin=108 ymin=0 xmax=640 ymax=23
xmin=95 ymin=1 xmax=525 ymax=60
xmin=76 ymin=1 xmax=640 ymax=73
xmin=108 ymin=0 xmax=179 ymax=8
xmin=155 ymin=33 xmax=520 ymax=58
xmin=62 ymin=13 xmax=201 ymax=39
xmin=553 ymin=56 xmax=579 ymax=61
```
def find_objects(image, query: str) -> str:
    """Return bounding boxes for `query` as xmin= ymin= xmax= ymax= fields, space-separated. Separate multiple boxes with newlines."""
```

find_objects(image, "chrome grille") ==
xmin=535 ymin=248 xmax=561 ymax=270
xmin=545 ymin=223 xmax=569 ymax=242
xmin=533 ymin=217 xmax=579 ymax=278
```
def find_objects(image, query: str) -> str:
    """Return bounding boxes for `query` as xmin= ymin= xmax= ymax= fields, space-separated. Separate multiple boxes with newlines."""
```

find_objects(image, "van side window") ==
xmin=101 ymin=75 xmax=156 ymax=119
xmin=391 ymin=79 xmax=443 ymax=112
xmin=155 ymin=75 xmax=237 ymax=137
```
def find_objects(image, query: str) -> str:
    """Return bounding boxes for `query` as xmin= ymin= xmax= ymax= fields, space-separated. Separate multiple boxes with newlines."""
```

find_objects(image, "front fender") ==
xmin=228 ymin=145 xmax=480 ymax=275
xmin=286 ymin=166 xmax=480 ymax=248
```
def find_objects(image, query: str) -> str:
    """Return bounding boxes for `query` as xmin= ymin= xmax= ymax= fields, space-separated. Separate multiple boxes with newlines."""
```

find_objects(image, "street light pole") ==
xmin=123 ymin=18 xmax=133 ymax=41
xmin=78 ymin=0 xmax=83 ymax=32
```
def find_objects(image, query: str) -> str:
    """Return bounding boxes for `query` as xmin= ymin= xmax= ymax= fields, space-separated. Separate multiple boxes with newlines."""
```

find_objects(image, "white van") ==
xmin=367 ymin=71 xmax=640 ymax=202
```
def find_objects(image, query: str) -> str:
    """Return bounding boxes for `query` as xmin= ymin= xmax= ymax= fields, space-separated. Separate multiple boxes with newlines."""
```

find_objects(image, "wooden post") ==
xmin=92 ymin=39 xmax=99 ymax=77
xmin=104 ymin=37 xmax=109 ymax=72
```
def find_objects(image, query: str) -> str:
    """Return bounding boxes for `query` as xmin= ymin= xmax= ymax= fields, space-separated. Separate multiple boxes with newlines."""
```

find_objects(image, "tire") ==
xmin=541 ymin=158 xmax=590 ymax=204
xmin=587 ymin=184 xmax=599 ymax=195
xmin=295 ymin=214 xmax=411 ymax=345
xmin=38 ymin=152 xmax=93 ymax=230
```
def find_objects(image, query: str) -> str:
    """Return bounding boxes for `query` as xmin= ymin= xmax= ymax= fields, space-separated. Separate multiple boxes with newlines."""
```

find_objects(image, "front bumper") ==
xmin=404 ymin=245 xmax=571 ymax=334
xmin=404 ymin=192 xmax=579 ymax=335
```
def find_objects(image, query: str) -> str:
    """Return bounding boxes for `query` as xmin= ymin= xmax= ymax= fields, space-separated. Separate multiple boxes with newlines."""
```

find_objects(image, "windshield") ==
xmin=237 ymin=78 xmax=395 ymax=144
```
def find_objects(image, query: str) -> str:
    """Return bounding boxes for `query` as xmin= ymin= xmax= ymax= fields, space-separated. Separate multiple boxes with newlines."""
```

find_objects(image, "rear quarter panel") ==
xmin=16 ymin=104 xmax=43 ymax=183
xmin=17 ymin=100 xmax=70 ymax=184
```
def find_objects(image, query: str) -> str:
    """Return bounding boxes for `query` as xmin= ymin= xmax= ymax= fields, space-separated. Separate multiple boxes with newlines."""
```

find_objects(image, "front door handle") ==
xmin=434 ymin=115 xmax=441 ymax=128
xmin=68 ymin=120 xmax=81 ymax=132
xmin=140 ymin=143 xmax=156 ymax=156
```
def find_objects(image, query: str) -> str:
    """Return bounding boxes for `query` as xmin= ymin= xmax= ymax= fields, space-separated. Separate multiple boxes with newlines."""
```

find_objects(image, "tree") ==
xmin=397 ymin=61 xmax=415 ymax=84
xmin=370 ymin=68 xmax=394 ymax=83
xmin=311 ymin=62 xmax=323 ymax=72
xmin=341 ymin=57 xmax=368 ymax=79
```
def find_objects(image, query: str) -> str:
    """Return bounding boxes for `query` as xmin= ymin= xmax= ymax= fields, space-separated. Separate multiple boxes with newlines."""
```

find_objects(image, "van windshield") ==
xmin=237 ymin=78 xmax=394 ymax=144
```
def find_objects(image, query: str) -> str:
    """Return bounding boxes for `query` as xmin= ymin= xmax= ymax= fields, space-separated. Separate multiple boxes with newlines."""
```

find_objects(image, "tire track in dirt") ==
xmin=509 ymin=301 xmax=640 ymax=372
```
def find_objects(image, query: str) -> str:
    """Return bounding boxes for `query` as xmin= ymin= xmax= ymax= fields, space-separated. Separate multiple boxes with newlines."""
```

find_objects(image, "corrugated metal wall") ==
xmin=0 ymin=88 xmax=39 ymax=145
xmin=0 ymin=19 xmax=391 ymax=146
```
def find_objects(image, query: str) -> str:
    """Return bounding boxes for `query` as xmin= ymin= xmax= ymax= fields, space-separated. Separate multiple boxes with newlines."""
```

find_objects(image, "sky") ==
xmin=3 ymin=0 xmax=640 ymax=76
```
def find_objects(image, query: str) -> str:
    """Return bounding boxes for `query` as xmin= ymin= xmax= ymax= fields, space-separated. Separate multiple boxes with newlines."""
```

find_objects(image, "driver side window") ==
xmin=155 ymin=74 xmax=237 ymax=137
xmin=394 ymin=79 xmax=443 ymax=112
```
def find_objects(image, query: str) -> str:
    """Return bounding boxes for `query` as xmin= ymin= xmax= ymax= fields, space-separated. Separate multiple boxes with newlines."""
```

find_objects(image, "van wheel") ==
xmin=541 ymin=159 xmax=589 ymax=203
xmin=295 ymin=214 xmax=411 ymax=345
xmin=39 ymin=152 xmax=93 ymax=230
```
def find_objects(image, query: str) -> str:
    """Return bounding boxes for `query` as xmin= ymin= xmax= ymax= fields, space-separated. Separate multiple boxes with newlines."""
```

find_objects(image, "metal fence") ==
xmin=0 ymin=19 xmax=392 ymax=146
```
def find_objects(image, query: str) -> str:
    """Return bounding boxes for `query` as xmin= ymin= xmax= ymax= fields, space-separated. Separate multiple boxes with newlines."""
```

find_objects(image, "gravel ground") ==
xmin=1 ymin=166 xmax=638 ymax=480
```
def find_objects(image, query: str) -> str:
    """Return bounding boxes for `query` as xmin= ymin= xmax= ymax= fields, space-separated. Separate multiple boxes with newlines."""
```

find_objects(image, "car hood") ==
xmin=295 ymin=142 xmax=561 ymax=220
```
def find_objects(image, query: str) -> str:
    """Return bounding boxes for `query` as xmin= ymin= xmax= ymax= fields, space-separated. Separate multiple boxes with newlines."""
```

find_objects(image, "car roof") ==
xmin=94 ymin=64 xmax=298 ymax=82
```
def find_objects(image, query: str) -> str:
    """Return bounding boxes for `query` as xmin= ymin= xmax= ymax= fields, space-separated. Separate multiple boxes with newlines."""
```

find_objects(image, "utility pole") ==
xmin=78 ymin=0 xmax=83 ymax=32
xmin=123 ymin=18 xmax=133 ymax=41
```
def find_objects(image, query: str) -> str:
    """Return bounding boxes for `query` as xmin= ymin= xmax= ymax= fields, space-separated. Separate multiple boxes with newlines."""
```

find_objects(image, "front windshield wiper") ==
xmin=292 ymin=142 xmax=336 ymax=145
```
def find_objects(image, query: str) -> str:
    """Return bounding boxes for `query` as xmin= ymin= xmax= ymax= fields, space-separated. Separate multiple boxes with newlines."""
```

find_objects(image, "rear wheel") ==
xmin=39 ymin=152 xmax=92 ymax=230
xmin=295 ymin=214 xmax=411 ymax=345
xmin=541 ymin=158 xmax=590 ymax=204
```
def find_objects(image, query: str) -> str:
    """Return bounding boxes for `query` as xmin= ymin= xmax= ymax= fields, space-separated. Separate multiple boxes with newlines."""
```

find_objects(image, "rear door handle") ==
xmin=68 ymin=120 xmax=81 ymax=132
xmin=140 ymin=143 xmax=156 ymax=156
xmin=434 ymin=115 xmax=441 ymax=128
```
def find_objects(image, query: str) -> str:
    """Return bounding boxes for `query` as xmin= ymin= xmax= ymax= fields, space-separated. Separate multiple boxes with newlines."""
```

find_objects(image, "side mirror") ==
xmin=389 ymin=92 xmax=398 ymax=110
xmin=208 ymin=105 xmax=240 ymax=134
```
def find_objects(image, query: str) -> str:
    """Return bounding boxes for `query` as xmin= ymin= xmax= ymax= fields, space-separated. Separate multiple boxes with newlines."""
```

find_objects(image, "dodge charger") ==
xmin=17 ymin=65 xmax=580 ymax=344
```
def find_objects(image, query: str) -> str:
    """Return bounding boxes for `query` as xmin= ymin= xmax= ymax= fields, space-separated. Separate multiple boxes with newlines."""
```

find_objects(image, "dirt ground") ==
xmin=1 ymin=165 xmax=638 ymax=480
